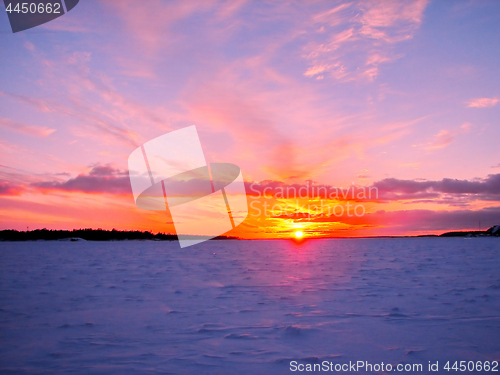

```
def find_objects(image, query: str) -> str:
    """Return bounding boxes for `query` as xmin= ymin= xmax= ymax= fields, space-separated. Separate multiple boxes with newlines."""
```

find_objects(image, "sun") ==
xmin=295 ymin=231 xmax=304 ymax=238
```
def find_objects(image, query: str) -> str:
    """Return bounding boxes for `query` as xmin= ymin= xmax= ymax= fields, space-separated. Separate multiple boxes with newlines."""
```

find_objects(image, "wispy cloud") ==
xmin=100 ymin=0 xmax=226 ymax=53
xmin=0 ymin=118 xmax=56 ymax=137
xmin=423 ymin=123 xmax=472 ymax=151
xmin=303 ymin=0 xmax=428 ymax=81
xmin=2 ymin=41 xmax=173 ymax=149
xmin=425 ymin=130 xmax=455 ymax=150
xmin=466 ymin=97 xmax=500 ymax=108
xmin=4 ymin=92 xmax=139 ymax=148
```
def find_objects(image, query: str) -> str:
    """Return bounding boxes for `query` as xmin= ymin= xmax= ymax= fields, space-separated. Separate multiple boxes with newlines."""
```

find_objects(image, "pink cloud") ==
xmin=423 ymin=123 xmax=472 ymax=151
xmin=360 ymin=0 xmax=427 ymax=32
xmin=425 ymin=130 xmax=455 ymax=150
xmin=303 ymin=0 xmax=428 ymax=81
xmin=0 ymin=118 xmax=56 ymax=137
xmin=2 ymin=42 xmax=175 ymax=150
xmin=466 ymin=97 xmax=500 ymax=108
xmin=182 ymin=75 xmax=370 ymax=181
xmin=0 ymin=182 xmax=26 ymax=196
xmin=99 ymin=0 xmax=220 ymax=53
xmin=5 ymin=92 xmax=139 ymax=148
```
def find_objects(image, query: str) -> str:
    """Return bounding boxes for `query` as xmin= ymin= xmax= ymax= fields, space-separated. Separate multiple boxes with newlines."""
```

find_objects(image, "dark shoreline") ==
xmin=0 ymin=226 xmax=499 ymax=241
xmin=0 ymin=229 xmax=238 ymax=242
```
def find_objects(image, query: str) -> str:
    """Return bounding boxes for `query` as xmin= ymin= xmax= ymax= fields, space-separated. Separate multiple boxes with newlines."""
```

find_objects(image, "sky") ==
xmin=0 ymin=0 xmax=499 ymax=239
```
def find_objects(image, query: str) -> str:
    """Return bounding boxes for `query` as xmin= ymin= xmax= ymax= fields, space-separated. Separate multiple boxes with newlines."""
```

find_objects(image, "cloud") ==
xmin=3 ymin=83 xmax=147 ymax=149
xmin=423 ymin=122 xmax=472 ymax=151
xmin=374 ymin=173 xmax=500 ymax=201
xmin=357 ymin=174 xmax=371 ymax=180
xmin=466 ymin=97 xmax=500 ymax=108
xmin=100 ymin=0 xmax=222 ymax=53
xmin=0 ymin=181 xmax=26 ymax=196
xmin=303 ymin=0 xmax=428 ymax=81
xmin=304 ymin=64 xmax=332 ymax=78
xmin=359 ymin=0 xmax=427 ymax=35
xmin=246 ymin=173 xmax=500 ymax=204
xmin=181 ymin=54 xmax=407 ymax=181
xmin=2 ymin=39 xmax=179 ymax=150
xmin=424 ymin=130 xmax=455 ymax=150
xmin=24 ymin=41 xmax=35 ymax=51
xmin=0 ymin=118 xmax=56 ymax=137
xmin=32 ymin=165 xmax=132 ymax=195
xmin=181 ymin=62 xmax=353 ymax=180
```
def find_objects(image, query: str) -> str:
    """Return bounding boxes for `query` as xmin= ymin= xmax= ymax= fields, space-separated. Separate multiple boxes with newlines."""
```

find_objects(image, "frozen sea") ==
xmin=0 ymin=238 xmax=499 ymax=374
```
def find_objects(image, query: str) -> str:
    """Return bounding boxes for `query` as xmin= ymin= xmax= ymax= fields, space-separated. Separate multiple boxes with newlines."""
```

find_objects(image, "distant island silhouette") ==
xmin=0 ymin=226 xmax=498 ymax=241
xmin=437 ymin=225 xmax=500 ymax=237
xmin=0 ymin=228 xmax=238 ymax=241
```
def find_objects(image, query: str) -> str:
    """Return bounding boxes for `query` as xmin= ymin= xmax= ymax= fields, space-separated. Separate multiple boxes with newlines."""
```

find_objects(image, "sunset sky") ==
xmin=1 ymin=0 xmax=499 ymax=238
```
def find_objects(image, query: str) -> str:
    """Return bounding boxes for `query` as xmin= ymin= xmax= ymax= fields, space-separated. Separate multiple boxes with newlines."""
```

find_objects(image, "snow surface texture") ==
xmin=0 ymin=238 xmax=499 ymax=374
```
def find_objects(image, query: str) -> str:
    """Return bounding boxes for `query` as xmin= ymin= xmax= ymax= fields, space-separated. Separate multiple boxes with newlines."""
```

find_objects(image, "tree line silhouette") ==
xmin=0 ymin=228 xmax=238 ymax=241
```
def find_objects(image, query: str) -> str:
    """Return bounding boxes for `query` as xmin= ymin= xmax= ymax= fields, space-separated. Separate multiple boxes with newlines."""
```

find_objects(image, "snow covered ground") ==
xmin=0 ymin=238 xmax=499 ymax=374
